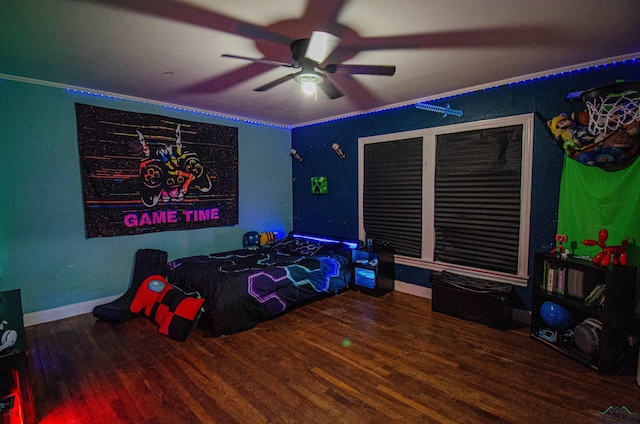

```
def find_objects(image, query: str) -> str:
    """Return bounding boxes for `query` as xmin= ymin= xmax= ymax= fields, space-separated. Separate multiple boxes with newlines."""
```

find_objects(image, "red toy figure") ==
xmin=583 ymin=229 xmax=629 ymax=266
xmin=551 ymin=234 xmax=567 ymax=256
xmin=130 ymin=275 xmax=168 ymax=315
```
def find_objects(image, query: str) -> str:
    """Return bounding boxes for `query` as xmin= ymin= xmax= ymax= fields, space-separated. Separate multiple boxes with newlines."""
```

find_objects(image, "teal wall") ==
xmin=0 ymin=79 xmax=292 ymax=314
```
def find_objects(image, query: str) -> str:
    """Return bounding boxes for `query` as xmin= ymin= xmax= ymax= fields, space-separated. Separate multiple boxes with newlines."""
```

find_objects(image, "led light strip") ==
xmin=4 ymin=55 xmax=634 ymax=129
xmin=291 ymin=233 xmax=360 ymax=250
xmin=295 ymin=56 xmax=639 ymax=128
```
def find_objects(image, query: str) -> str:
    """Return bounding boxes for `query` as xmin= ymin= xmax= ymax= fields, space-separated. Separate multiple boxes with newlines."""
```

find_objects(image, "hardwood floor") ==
xmin=25 ymin=290 xmax=639 ymax=423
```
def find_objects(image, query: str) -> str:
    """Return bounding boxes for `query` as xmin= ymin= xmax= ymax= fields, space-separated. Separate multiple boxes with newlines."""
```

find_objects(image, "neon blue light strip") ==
xmin=291 ymin=233 xmax=359 ymax=249
xmin=65 ymin=88 xmax=290 ymax=129
xmin=295 ymin=57 xmax=638 ymax=128
xmin=64 ymin=56 xmax=638 ymax=129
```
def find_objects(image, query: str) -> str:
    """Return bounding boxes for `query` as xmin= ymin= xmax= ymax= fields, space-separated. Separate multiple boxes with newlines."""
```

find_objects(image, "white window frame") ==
xmin=358 ymin=114 xmax=534 ymax=286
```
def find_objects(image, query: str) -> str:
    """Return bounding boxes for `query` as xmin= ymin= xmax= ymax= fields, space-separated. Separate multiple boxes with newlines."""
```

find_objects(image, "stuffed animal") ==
xmin=548 ymin=113 xmax=576 ymax=142
xmin=130 ymin=275 xmax=167 ymax=315
xmin=548 ymin=113 xmax=597 ymax=158
xmin=576 ymin=146 xmax=625 ymax=166
xmin=548 ymin=113 xmax=580 ymax=156
xmin=572 ymin=110 xmax=590 ymax=126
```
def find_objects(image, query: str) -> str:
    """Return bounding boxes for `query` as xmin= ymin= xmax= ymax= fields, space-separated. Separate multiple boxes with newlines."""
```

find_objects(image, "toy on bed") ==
xmin=243 ymin=231 xmax=260 ymax=250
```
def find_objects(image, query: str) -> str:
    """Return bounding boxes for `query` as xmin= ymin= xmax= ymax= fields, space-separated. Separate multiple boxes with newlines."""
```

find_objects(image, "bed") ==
xmin=166 ymin=233 xmax=358 ymax=337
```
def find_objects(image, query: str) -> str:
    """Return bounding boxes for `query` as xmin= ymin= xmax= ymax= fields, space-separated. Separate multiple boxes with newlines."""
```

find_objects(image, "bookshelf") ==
xmin=530 ymin=253 xmax=638 ymax=373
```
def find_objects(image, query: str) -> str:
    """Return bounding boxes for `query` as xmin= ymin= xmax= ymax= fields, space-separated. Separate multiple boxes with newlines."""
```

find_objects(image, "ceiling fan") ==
xmin=221 ymin=31 xmax=396 ymax=99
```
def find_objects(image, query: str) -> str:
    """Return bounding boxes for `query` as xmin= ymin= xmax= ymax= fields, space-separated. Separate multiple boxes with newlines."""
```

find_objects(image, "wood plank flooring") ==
xmin=25 ymin=290 xmax=639 ymax=423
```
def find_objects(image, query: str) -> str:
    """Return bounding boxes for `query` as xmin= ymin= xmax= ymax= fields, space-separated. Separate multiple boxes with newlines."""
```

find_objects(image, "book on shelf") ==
xmin=584 ymin=284 xmax=606 ymax=305
xmin=566 ymin=268 xmax=584 ymax=298
xmin=542 ymin=260 xmax=568 ymax=295
xmin=556 ymin=267 xmax=566 ymax=295
xmin=545 ymin=265 xmax=556 ymax=292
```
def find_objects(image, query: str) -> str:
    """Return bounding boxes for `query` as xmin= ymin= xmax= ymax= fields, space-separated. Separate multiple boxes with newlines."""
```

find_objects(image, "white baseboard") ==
xmin=23 ymin=294 xmax=121 ymax=327
xmin=394 ymin=280 xmax=432 ymax=299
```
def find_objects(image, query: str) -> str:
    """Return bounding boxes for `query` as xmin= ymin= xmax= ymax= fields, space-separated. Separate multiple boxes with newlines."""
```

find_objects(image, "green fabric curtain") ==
xmin=557 ymin=157 xmax=640 ymax=301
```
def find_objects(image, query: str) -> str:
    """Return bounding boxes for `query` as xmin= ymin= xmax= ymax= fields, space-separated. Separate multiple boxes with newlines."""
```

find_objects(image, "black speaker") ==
xmin=574 ymin=318 xmax=602 ymax=356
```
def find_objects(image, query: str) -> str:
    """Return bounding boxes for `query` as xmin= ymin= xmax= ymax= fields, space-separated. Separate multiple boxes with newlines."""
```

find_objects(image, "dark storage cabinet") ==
xmin=351 ymin=248 xmax=394 ymax=296
xmin=530 ymin=253 xmax=638 ymax=374
xmin=0 ymin=290 xmax=36 ymax=424
xmin=430 ymin=271 xmax=513 ymax=330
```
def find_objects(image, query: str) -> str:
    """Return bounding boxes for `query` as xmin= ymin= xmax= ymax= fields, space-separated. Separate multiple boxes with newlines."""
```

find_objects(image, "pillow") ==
xmin=271 ymin=236 xmax=324 ymax=256
xmin=149 ymin=285 xmax=205 ymax=342
xmin=130 ymin=275 xmax=204 ymax=341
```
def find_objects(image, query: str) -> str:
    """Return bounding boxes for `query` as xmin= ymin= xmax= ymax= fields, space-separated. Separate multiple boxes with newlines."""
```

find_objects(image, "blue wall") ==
xmin=291 ymin=60 xmax=640 ymax=309
xmin=0 ymin=79 xmax=292 ymax=314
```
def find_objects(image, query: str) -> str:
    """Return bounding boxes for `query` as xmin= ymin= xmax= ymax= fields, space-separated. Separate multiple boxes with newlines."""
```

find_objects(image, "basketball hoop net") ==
xmin=581 ymin=81 xmax=640 ymax=136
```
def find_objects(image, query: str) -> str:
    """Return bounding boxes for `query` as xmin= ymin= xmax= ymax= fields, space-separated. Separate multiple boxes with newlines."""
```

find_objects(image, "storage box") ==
xmin=430 ymin=271 xmax=513 ymax=330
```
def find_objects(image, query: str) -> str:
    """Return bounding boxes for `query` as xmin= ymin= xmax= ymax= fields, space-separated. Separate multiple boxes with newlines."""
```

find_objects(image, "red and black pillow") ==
xmin=130 ymin=275 xmax=204 ymax=341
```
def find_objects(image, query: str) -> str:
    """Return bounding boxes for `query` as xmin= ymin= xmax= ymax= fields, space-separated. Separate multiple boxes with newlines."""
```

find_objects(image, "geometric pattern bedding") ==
xmin=166 ymin=247 xmax=352 ymax=336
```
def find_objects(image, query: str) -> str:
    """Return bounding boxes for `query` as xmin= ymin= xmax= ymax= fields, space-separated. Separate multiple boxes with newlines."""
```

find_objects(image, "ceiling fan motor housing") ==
xmin=290 ymin=38 xmax=311 ymax=64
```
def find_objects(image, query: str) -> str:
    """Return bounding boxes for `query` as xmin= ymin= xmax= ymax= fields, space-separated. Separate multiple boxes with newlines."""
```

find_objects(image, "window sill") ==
xmin=395 ymin=256 xmax=529 ymax=287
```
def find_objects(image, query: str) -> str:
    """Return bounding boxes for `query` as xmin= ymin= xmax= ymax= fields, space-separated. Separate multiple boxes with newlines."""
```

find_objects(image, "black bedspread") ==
xmin=167 ymin=248 xmax=352 ymax=336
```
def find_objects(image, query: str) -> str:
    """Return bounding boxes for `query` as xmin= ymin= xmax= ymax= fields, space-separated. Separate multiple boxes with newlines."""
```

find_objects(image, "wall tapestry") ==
xmin=75 ymin=103 xmax=238 ymax=238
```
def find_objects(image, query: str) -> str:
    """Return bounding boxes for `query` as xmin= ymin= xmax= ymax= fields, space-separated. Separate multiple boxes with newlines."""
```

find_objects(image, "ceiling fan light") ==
xmin=302 ymin=81 xmax=316 ymax=95
xmin=295 ymin=72 xmax=324 ymax=95
xmin=295 ymin=72 xmax=324 ymax=84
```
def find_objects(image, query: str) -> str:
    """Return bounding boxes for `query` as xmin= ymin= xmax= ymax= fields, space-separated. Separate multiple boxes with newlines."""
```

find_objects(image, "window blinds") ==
xmin=434 ymin=125 xmax=523 ymax=274
xmin=363 ymin=137 xmax=423 ymax=257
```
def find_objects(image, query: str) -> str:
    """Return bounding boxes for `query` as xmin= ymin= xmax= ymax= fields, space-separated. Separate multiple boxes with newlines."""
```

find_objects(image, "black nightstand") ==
xmin=351 ymin=248 xmax=395 ymax=296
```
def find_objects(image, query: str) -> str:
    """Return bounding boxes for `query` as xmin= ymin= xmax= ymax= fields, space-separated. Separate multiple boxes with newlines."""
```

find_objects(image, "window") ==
xmin=358 ymin=114 xmax=533 ymax=286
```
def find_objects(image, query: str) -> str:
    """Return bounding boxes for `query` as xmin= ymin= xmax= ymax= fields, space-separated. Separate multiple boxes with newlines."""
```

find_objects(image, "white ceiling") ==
xmin=1 ymin=0 xmax=639 ymax=127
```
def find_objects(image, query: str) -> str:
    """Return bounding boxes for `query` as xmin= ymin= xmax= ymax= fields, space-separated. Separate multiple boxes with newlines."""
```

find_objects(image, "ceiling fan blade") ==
xmin=179 ymin=62 xmax=281 ymax=94
xmin=91 ymin=0 xmax=293 ymax=46
xmin=254 ymin=73 xmax=297 ymax=92
xmin=221 ymin=54 xmax=294 ymax=67
xmin=305 ymin=31 xmax=341 ymax=63
xmin=323 ymin=64 xmax=396 ymax=76
xmin=301 ymin=0 xmax=348 ymax=30
xmin=318 ymin=78 xmax=344 ymax=99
